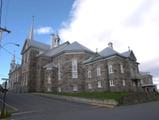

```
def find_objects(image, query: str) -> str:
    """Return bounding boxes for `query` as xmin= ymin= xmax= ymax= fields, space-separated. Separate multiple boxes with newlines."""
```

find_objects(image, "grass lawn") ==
xmin=48 ymin=91 xmax=129 ymax=101
xmin=46 ymin=91 xmax=159 ymax=105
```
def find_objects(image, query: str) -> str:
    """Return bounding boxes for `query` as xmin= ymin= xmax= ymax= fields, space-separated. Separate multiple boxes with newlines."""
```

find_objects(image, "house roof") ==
xmin=62 ymin=41 xmax=93 ymax=53
xmin=99 ymin=47 xmax=119 ymax=57
xmin=84 ymin=47 xmax=138 ymax=64
xmin=43 ymin=41 xmax=70 ymax=57
xmin=29 ymin=40 xmax=50 ymax=50
xmin=121 ymin=50 xmax=136 ymax=61
xmin=43 ymin=41 xmax=93 ymax=57
xmin=21 ymin=39 xmax=50 ymax=54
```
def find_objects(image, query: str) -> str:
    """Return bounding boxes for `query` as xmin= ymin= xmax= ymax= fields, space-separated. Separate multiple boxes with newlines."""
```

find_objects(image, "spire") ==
xmin=28 ymin=16 xmax=34 ymax=40
xmin=12 ymin=50 xmax=16 ymax=64
xmin=128 ymin=46 xmax=131 ymax=52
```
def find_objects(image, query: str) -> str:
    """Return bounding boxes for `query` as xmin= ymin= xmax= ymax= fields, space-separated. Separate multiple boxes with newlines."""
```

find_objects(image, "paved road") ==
xmin=4 ymin=93 xmax=159 ymax=120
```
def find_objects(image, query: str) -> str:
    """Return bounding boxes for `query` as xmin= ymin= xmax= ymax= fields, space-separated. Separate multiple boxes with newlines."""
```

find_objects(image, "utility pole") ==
xmin=0 ymin=78 xmax=8 ymax=118
xmin=0 ymin=0 xmax=11 ymax=45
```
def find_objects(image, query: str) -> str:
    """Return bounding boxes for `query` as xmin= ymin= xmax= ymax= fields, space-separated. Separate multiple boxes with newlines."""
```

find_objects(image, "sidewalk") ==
xmin=33 ymin=93 xmax=118 ymax=108
xmin=0 ymin=96 xmax=18 ymax=117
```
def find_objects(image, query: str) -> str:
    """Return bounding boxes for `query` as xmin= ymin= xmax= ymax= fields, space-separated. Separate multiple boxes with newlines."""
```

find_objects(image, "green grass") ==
xmin=48 ymin=91 xmax=129 ymax=101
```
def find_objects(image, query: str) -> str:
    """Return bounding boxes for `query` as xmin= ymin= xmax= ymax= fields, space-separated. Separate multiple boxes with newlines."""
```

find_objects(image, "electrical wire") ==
xmin=0 ymin=44 xmax=21 ymax=62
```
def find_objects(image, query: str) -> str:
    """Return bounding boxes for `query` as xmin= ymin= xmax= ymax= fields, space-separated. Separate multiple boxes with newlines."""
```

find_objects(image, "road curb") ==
xmin=32 ymin=93 xmax=118 ymax=108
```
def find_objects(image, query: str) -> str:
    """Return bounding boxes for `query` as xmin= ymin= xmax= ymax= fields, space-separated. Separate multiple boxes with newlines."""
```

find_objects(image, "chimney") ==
xmin=51 ymin=34 xmax=60 ymax=48
xmin=108 ymin=42 xmax=113 ymax=49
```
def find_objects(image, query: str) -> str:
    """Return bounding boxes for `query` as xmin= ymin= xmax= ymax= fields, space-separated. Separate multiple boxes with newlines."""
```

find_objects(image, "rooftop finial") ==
xmin=108 ymin=42 xmax=113 ymax=49
xmin=96 ymin=48 xmax=98 ymax=53
xmin=128 ymin=46 xmax=131 ymax=52
xmin=28 ymin=16 xmax=34 ymax=40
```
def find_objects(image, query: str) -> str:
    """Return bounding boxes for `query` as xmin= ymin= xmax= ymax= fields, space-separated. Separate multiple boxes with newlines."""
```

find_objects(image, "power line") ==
xmin=0 ymin=44 xmax=21 ymax=61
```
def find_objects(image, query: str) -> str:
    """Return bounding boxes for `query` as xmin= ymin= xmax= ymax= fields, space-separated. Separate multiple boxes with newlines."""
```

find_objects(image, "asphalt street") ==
xmin=3 ymin=92 xmax=159 ymax=120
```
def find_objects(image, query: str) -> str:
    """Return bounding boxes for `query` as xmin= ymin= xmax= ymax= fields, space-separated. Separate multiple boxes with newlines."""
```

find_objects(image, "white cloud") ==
xmin=59 ymin=0 xmax=159 ymax=81
xmin=36 ymin=26 xmax=54 ymax=34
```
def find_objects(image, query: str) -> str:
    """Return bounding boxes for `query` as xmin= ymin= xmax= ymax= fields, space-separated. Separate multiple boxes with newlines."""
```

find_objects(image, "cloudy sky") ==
xmin=58 ymin=0 xmax=159 ymax=86
xmin=0 ymin=0 xmax=158 ymax=87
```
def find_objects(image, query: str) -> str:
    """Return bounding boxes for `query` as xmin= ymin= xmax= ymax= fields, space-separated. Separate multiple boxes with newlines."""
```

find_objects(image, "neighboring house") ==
xmin=8 ymin=24 xmax=156 ymax=93
xmin=140 ymin=72 xmax=157 ymax=92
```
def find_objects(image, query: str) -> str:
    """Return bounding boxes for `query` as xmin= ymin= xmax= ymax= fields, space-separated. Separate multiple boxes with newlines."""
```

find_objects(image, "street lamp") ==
xmin=0 ymin=42 xmax=20 ymax=49
xmin=0 ymin=78 xmax=9 ymax=118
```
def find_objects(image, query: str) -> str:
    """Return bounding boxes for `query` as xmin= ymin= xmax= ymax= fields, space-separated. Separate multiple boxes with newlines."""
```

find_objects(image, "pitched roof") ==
xmin=21 ymin=39 xmax=50 ymax=54
xmin=29 ymin=40 xmax=50 ymax=50
xmin=43 ymin=41 xmax=93 ymax=57
xmin=63 ymin=41 xmax=93 ymax=53
xmin=43 ymin=41 xmax=70 ymax=57
xmin=99 ymin=47 xmax=119 ymax=57
xmin=121 ymin=50 xmax=136 ymax=61
xmin=83 ymin=53 xmax=102 ymax=64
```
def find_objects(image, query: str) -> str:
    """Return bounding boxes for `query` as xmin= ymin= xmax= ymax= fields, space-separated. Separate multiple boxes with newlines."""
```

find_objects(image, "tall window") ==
xmin=120 ymin=64 xmax=124 ymax=73
xmin=58 ymin=87 xmax=62 ymax=92
xmin=97 ymin=81 xmax=102 ymax=88
xmin=58 ymin=63 xmax=61 ymax=80
xmin=97 ymin=67 xmax=101 ymax=76
xmin=108 ymin=64 xmax=113 ymax=74
xmin=122 ymin=80 xmax=126 ymax=86
xmin=88 ymin=70 xmax=91 ymax=78
xmin=47 ymin=75 xmax=51 ymax=84
xmin=140 ymin=79 xmax=143 ymax=85
xmin=88 ymin=83 xmax=92 ymax=89
xmin=109 ymin=80 xmax=115 ymax=86
xmin=72 ymin=58 xmax=78 ymax=78
xmin=73 ymin=85 xmax=78 ymax=92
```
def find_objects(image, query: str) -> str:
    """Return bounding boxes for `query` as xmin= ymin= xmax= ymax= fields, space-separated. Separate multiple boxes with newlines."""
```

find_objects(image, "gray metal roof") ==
xmin=121 ymin=51 xmax=131 ymax=57
xmin=44 ymin=42 xmax=70 ymax=57
xmin=63 ymin=41 xmax=93 ymax=53
xmin=43 ymin=63 xmax=57 ymax=68
xmin=83 ymin=53 xmax=102 ymax=64
xmin=29 ymin=40 xmax=50 ymax=50
xmin=99 ymin=47 xmax=119 ymax=57
xmin=121 ymin=50 xmax=136 ymax=61
xmin=44 ymin=41 xmax=93 ymax=57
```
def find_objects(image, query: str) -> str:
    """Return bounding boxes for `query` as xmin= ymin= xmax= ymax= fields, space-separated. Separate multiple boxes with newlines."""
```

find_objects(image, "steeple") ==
xmin=10 ymin=51 xmax=16 ymax=70
xmin=28 ymin=16 xmax=34 ymax=41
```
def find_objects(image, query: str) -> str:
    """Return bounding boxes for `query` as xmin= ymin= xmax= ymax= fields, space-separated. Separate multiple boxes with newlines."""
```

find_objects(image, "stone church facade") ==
xmin=8 ymin=25 xmax=157 ymax=93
